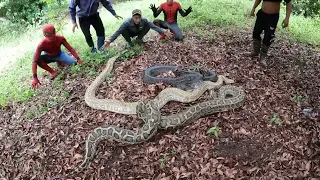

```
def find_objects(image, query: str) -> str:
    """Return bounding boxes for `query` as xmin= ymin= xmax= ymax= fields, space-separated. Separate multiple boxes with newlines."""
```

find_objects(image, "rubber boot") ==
xmin=38 ymin=61 xmax=58 ymax=79
xmin=259 ymin=44 xmax=269 ymax=67
xmin=246 ymin=39 xmax=261 ymax=57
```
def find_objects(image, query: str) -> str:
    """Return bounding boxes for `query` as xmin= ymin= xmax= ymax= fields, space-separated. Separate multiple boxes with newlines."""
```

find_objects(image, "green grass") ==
xmin=0 ymin=0 xmax=320 ymax=107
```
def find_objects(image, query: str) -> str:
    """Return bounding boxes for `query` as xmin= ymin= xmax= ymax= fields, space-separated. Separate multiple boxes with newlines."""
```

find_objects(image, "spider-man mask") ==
xmin=43 ymin=24 xmax=56 ymax=41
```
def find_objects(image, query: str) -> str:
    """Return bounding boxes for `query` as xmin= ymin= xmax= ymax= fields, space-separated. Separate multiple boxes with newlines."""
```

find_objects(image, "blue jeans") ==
xmin=40 ymin=51 xmax=76 ymax=65
xmin=153 ymin=19 xmax=183 ymax=40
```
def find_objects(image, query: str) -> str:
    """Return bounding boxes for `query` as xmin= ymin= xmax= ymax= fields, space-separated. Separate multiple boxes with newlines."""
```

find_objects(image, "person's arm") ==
xmin=252 ymin=0 xmax=262 ymax=10
xmin=100 ymin=0 xmax=117 ymax=16
xmin=108 ymin=21 xmax=129 ymax=42
xmin=61 ymin=37 xmax=80 ymax=61
xmin=250 ymin=0 xmax=261 ymax=16
xmin=68 ymin=0 xmax=77 ymax=24
xmin=32 ymin=45 xmax=43 ymax=78
xmin=154 ymin=8 xmax=162 ymax=18
xmin=150 ymin=4 xmax=162 ymax=18
xmin=178 ymin=5 xmax=192 ymax=17
xmin=284 ymin=1 xmax=293 ymax=21
xmin=145 ymin=19 xmax=165 ymax=34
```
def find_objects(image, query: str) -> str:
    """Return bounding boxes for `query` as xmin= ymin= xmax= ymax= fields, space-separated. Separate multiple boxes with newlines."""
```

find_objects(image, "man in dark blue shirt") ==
xmin=69 ymin=0 xmax=122 ymax=53
xmin=103 ymin=9 xmax=173 ymax=48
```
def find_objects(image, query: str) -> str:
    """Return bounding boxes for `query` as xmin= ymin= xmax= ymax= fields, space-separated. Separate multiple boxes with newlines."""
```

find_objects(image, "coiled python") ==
xmin=70 ymin=84 xmax=245 ymax=175
xmin=85 ymin=55 xmax=235 ymax=115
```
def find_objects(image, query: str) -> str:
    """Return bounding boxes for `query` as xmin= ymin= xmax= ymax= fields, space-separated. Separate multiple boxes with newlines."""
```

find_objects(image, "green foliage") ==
xmin=118 ymin=44 xmax=144 ymax=60
xmin=1 ymin=0 xmax=46 ymax=25
xmin=269 ymin=113 xmax=283 ymax=126
xmin=207 ymin=126 xmax=221 ymax=137
xmin=0 ymin=0 xmax=68 ymax=25
xmin=292 ymin=0 xmax=320 ymax=18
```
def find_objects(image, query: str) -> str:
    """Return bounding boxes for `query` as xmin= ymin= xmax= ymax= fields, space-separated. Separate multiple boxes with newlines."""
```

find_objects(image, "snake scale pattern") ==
xmin=85 ymin=55 xmax=236 ymax=114
xmin=70 ymin=55 xmax=245 ymax=176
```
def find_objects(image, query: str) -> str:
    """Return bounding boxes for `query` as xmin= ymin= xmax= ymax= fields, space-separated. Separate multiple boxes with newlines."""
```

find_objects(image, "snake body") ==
xmin=70 ymin=84 xmax=245 ymax=175
xmin=70 ymin=99 xmax=161 ymax=175
xmin=70 ymin=55 xmax=246 ymax=176
xmin=84 ymin=55 xmax=235 ymax=115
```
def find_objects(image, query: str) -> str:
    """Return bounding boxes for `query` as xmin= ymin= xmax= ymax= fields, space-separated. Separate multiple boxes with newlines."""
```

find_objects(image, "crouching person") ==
xmin=149 ymin=0 xmax=192 ymax=41
xmin=104 ymin=9 xmax=173 ymax=48
xmin=31 ymin=24 xmax=83 ymax=90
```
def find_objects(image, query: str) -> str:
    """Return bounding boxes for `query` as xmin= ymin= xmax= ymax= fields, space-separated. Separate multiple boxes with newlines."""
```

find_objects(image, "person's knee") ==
xmin=170 ymin=27 xmax=183 ymax=40
xmin=175 ymin=32 xmax=183 ymax=40
xmin=60 ymin=52 xmax=76 ymax=65
xmin=153 ymin=19 xmax=161 ymax=26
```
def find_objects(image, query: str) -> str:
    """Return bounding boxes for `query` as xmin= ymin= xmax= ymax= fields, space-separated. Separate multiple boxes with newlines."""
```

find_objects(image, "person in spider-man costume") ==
xmin=31 ymin=24 xmax=83 ymax=90
xmin=149 ymin=0 xmax=192 ymax=41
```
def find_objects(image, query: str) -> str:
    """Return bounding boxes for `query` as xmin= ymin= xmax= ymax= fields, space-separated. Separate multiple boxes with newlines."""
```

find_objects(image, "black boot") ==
xmin=247 ymin=39 xmax=261 ymax=57
xmin=259 ymin=44 xmax=269 ymax=67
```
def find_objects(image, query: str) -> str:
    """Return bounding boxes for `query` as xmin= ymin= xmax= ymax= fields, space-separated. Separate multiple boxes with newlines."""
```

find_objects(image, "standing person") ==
xmin=149 ymin=0 xmax=192 ymax=41
xmin=103 ymin=9 xmax=174 ymax=48
xmin=68 ymin=0 xmax=123 ymax=53
xmin=246 ymin=0 xmax=293 ymax=66
xmin=31 ymin=24 xmax=83 ymax=90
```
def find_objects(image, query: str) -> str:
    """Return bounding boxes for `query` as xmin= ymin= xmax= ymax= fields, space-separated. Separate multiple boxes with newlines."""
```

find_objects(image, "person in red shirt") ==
xmin=31 ymin=24 xmax=83 ymax=90
xmin=150 ymin=0 xmax=192 ymax=41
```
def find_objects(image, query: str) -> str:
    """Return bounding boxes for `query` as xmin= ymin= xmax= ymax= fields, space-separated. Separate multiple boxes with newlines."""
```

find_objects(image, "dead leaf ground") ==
xmin=0 ymin=27 xmax=319 ymax=179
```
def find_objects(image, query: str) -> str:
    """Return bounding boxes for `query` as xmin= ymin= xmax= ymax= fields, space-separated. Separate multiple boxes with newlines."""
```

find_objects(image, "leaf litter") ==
xmin=0 ymin=28 xmax=319 ymax=179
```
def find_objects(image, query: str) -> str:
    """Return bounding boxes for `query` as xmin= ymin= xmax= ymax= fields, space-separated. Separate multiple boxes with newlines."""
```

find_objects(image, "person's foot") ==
xmin=91 ymin=47 xmax=97 ymax=53
xmin=98 ymin=50 xmax=108 ymax=56
xmin=126 ymin=42 xmax=134 ymax=48
xmin=259 ymin=44 xmax=269 ymax=67
xmin=50 ymin=71 xmax=58 ymax=80
xmin=244 ymin=39 xmax=261 ymax=57
xmin=134 ymin=38 xmax=146 ymax=44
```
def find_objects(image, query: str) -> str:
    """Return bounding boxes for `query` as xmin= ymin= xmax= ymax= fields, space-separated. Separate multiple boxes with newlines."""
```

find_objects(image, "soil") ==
xmin=0 ymin=28 xmax=319 ymax=179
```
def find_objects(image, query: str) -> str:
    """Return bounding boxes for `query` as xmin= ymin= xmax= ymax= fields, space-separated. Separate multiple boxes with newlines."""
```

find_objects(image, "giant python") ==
xmin=69 ymin=55 xmax=245 ymax=175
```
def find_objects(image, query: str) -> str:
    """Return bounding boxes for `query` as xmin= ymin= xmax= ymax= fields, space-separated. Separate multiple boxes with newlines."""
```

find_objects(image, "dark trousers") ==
xmin=121 ymin=26 xmax=150 ymax=43
xmin=153 ymin=19 xmax=183 ymax=40
xmin=79 ymin=13 xmax=105 ymax=47
xmin=253 ymin=9 xmax=279 ymax=46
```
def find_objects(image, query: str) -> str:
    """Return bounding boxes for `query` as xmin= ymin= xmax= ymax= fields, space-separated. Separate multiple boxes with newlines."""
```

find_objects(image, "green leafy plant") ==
xmin=269 ymin=113 xmax=283 ymax=126
xmin=159 ymin=156 xmax=166 ymax=169
xmin=291 ymin=93 xmax=307 ymax=103
xmin=207 ymin=126 xmax=221 ymax=137
xmin=207 ymin=121 xmax=221 ymax=137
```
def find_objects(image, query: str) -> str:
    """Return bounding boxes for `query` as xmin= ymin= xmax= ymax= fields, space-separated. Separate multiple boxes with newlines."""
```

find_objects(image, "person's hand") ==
xmin=32 ymin=78 xmax=41 ymax=90
xmin=185 ymin=6 xmax=192 ymax=14
xmin=282 ymin=18 xmax=289 ymax=28
xmin=72 ymin=23 xmax=78 ymax=33
xmin=150 ymin=4 xmax=157 ymax=13
xmin=103 ymin=40 xmax=111 ymax=51
xmin=114 ymin=14 xmax=123 ymax=19
xmin=249 ymin=8 xmax=255 ymax=16
xmin=164 ymin=30 xmax=174 ymax=38
xmin=77 ymin=59 xmax=83 ymax=65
